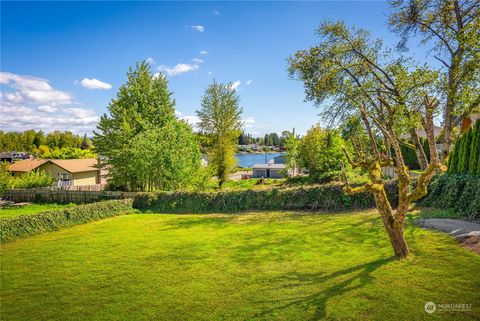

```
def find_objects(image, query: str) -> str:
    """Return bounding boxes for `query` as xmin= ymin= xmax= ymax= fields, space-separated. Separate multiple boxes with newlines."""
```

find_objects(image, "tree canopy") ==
xmin=197 ymin=81 xmax=243 ymax=188
xmin=93 ymin=61 xmax=200 ymax=191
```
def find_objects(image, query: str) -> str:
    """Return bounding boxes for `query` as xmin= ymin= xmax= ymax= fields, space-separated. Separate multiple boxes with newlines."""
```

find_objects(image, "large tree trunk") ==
xmin=374 ymin=190 xmax=410 ymax=258
xmin=410 ymin=128 xmax=428 ymax=170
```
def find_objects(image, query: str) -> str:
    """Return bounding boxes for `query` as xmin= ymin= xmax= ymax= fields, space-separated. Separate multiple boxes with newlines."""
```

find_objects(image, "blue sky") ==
xmin=1 ymin=1 xmax=429 ymax=136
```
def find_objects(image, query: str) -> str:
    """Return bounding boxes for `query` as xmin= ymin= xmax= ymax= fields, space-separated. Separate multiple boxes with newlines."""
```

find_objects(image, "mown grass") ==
xmin=222 ymin=178 xmax=283 ymax=190
xmin=1 ymin=210 xmax=479 ymax=320
xmin=0 ymin=203 xmax=76 ymax=218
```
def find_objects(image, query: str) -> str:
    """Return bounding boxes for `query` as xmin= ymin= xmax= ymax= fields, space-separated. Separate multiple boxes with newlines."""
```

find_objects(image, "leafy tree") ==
xmin=298 ymin=125 xmax=346 ymax=182
xmin=289 ymin=21 xmax=443 ymax=258
xmin=283 ymin=129 xmax=301 ymax=176
xmin=0 ymin=162 xmax=11 ymax=197
xmin=124 ymin=122 xmax=201 ymax=191
xmin=197 ymin=81 xmax=243 ymax=188
xmin=40 ymin=147 xmax=96 ymax=159
xmin=93 ymin=61 xmax=177 ymax=191
xmin=389 ymin=0 xmax=480 ymax=160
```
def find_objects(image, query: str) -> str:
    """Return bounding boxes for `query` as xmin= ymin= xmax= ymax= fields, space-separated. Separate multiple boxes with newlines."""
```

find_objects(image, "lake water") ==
xmin=235 ymin=153 xmax=284 ymax=168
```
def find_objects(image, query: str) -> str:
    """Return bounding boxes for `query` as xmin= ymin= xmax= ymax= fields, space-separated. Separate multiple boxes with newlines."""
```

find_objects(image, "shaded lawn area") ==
xmin=0 ymin=203 xmax=76 ymax=218
xmin=1 ymin=210 xmax=479 ymax=321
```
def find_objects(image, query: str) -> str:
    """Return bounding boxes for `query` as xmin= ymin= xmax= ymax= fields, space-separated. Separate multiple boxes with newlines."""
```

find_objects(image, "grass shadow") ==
xmin=254 ymin=257 xmax=395 ymax=320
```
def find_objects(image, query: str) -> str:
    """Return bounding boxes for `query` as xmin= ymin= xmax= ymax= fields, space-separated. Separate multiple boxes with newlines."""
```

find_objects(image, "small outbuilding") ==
xmin=252 ymin=163 xmax=286 ymax=179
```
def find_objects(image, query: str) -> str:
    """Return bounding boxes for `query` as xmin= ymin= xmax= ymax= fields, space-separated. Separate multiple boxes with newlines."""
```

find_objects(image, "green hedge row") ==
xmin=419 ymin=174 xmax=480 ymax=220
xmin=448 ymin=121 xmax=480 ymax=175
xmin=133 ymin=182 xmax=399 ymax=213
xmin=0 ymin=199 xmax=133 ymax=243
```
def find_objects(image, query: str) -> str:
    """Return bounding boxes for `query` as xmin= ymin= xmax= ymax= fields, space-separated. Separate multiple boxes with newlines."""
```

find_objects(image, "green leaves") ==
xmin=197 ymin=81 xmax=243 ymax=188
xmin=298 ymin=125 xmax=347 ymax=182
xmin=93 ymin=61 xmax=200 ymax=191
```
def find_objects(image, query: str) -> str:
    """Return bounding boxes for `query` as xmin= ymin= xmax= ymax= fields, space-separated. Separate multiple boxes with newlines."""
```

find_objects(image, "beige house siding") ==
xmin=39 ymin=163 xmax=72 ymax=181
xmin=72 ymin=171 xmax=98 ymax=186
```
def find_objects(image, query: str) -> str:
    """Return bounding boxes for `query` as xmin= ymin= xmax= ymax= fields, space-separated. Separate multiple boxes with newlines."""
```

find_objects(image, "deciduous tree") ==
xmin=197 ymin=81 xmax=243 ymax=188
xmin=389 ymin=0 xmax=480 ymax=160
xmin=289 ymin=21 xmax=443 ymax=258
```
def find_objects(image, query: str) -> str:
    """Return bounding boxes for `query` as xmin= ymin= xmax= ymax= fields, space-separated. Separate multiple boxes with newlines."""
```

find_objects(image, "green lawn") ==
xmin=0 ymin=203 xmax=76 ymax=218
xmin=1 ymin=210 xmax=479 ymax=320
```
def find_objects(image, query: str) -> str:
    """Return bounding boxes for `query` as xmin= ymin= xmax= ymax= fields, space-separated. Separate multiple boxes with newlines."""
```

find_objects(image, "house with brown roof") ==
xmin=9 ymin=158 xmax=102 ymax=187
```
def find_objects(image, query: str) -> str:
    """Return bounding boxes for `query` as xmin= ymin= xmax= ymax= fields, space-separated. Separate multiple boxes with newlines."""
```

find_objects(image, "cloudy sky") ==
xmin=1 ymin=1 xmax=429 ymax=136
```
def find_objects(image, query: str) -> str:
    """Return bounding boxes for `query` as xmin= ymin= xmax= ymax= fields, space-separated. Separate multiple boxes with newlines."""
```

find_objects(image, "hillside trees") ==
xmin=0 ymin=130 xmax=91 ymax=154
xmin=93 ymin=61 xmax=201 ymax=191
xmin=289 ymin=21 xmax=443 ymax=258
xmin=197 ymin=81 xmax=243 ymax=188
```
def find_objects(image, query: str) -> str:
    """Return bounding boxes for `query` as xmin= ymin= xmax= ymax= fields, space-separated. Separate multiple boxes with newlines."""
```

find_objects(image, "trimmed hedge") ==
xmin=0 ymin=199 xmax=133 ymax=243
xmin=133 ymin=182 xmax=399 ymax=213
xmin=419 ymin=174 xmax=480 ymax=220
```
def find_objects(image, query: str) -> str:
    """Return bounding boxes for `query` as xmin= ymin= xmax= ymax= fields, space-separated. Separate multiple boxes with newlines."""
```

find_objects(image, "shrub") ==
xmin=9 ymin=170 xmax=53 ymax=189
xmin=133 ymin=181 xmax=398 ymax=213
xmin=0 ymin=162 xmax=10 ymax=197
xmin=419 ymin=174 xmax=480 ymax=220
xmin=0 ymin=199 xmax=133 ymax=242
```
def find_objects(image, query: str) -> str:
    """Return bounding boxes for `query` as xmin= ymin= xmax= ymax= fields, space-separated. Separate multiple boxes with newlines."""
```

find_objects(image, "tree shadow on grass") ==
xmin=253 ymin=257 xmax=395 ymax=321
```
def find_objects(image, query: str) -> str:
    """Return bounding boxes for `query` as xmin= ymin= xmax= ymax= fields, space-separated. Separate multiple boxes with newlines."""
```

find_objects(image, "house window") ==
xmin=59 ymin=173 xmax=69 ymax=181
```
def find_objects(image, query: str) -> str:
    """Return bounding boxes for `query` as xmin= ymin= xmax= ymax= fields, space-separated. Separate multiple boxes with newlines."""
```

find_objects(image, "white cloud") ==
xmin=207 ymin=71 xmax=214 ymax=76
xmin=246 ymin=79 xmax=253 ymax=85
xmin=243 ymin=117 xmax=256 ymax=128
xmin=80 ymin=78 xmax=112 ymax=90
xmin=199 ymin=50 xmax=208 ymax=55
xmin=192 ymin=58 xmax=204 ymax=63
xmin=181 ymin=115 xmax=201 ymax=131
xmin=38 ymin=105 xmax=58 ymax=113
xmin=175 ymin=110 xmax=182 ymax=117
xmin=0 ymin=72 xmax=72 ymax=105
xmin=145 ymin=57 xmax=156 ymax=65
xmin=0 ymin=72 xmax=100 ymax=134
xmin=157 ymin=63 xmax=199 ymax=76
xmin=190 ymin=25 xmax=205 ymax=32
xmin=229 ymin=81 xmax=241 ymax=91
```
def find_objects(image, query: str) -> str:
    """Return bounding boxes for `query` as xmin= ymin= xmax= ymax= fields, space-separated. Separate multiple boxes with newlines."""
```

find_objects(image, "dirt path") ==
xmin=417 ymin=218 xmax=480 ymax=254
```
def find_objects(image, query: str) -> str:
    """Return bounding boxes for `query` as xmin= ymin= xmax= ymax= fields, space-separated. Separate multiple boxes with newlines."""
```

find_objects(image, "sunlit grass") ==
xmin=0 ymin=203 xmax=76 ymax=218
xmin=1 ymin=210 xmax=478 ymax=320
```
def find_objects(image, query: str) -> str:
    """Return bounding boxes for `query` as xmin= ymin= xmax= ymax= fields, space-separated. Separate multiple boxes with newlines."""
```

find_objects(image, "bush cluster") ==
xmin=419 ymin=174 xmax=480 ymax=220
xmin=0 ymin=199 xmax=133 ymax=243
xmin=133 ymin=181 xmax=398 ymax=213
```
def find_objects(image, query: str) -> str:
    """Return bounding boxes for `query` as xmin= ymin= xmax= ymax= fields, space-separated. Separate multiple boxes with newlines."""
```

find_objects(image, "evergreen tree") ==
xmin=448 ymin=135 xmax=462 ymax=173
xmin=469 ymin=121 xmax=480 ymax=175
xmin=460 ymin=130 xmax=473 ymax=173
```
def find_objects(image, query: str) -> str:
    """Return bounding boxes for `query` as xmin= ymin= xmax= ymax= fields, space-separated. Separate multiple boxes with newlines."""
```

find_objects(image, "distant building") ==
xmin=252 ymin=163 xmax=286 ymax=179
xmin=461 ymin=114 xmax=479 ymax=133
xmin=9 ymin=158 xmax=102 ymax=187
xmin=0 ymin=152 xmax=30 ymax=163
xmin=399 ymin=125 xmax=442 ymax=140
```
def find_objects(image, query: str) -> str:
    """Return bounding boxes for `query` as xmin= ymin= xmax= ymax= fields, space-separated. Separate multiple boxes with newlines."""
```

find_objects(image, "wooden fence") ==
xmin=3 ymin=189 xmax=136 ymax=204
